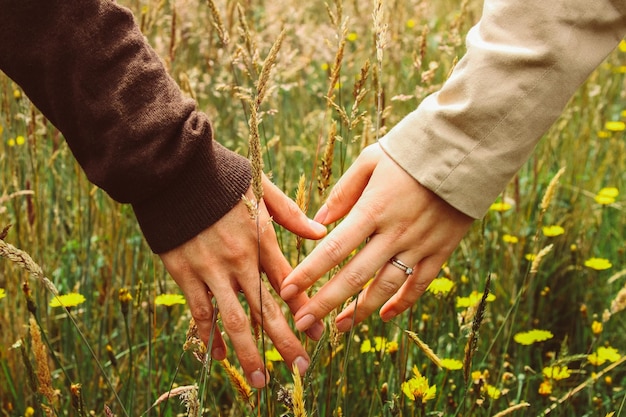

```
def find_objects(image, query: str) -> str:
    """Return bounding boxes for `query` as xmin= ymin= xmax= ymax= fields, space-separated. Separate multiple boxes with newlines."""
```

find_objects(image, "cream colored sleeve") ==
xmin=379 ymin=0 xmax=626 ymax=219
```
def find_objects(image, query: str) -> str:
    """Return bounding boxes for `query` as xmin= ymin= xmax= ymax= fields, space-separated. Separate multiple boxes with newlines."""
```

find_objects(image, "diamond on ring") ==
xmin=389 ymin=257 xmax=414 ymax=275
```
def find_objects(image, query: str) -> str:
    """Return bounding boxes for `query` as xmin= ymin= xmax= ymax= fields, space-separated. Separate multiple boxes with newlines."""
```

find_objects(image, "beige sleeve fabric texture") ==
xmin=380 ymin=0 xmax=626 ymax=219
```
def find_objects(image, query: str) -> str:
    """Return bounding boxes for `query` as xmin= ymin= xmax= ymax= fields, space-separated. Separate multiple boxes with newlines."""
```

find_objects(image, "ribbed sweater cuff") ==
xmin=132 ymin=141 xmax=252 ymax=254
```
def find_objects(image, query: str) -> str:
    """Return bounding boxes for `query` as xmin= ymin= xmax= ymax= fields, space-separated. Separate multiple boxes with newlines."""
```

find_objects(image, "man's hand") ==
xmin=159 ymin=175 xmax=326 ymax=388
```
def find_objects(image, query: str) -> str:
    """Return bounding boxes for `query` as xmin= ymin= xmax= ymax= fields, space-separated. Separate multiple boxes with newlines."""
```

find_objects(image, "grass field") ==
xmin=1 ymin=0 xmax=625 ymax=415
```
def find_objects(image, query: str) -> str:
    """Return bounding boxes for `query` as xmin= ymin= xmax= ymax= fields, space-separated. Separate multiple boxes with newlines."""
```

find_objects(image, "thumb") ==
xmin=315 ymin=143 xmax=382 ymax=224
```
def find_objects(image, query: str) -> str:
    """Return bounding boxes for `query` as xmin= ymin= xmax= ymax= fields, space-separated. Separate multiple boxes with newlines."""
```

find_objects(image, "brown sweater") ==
xmin=0 ymin=0 xmax=252 ymax=253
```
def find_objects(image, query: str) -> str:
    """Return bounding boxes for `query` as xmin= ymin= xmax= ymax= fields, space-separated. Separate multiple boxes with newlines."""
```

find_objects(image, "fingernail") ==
xmin=212 ymin=346 xmax=226 ymax=361
xmin=249 ymin=370 xmax=268 ymax=389
xmin=306 ymin=321 xmax=325 ymax=340
xmin=281 ymin=284 xmax=299 ymax=300
xmin=380 ymin=309 xmax=396 ymax=322
xmin=336 ymin=317 xmax=353 ymax=333
xmin=308 ymin=218 xmax=327 ymax=235
xmin=314 ymin=205 xmax=329 ymax=224
xmin=293 ymin=356 xmax=310 ymax=375
xmin=296 ymin=314 xmax=316 ymax=332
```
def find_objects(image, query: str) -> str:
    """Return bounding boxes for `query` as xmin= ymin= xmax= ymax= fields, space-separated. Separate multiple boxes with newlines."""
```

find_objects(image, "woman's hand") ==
xmin=280 ymin=143 xmax=474 ymax=333
xmin=159 ymin=175 xmax=326 ymax=388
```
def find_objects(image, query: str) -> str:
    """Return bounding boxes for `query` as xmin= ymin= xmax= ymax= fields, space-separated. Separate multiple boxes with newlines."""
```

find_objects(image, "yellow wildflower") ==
xmin=513 ymin=329 xmax=554 ymax=345
xmin=489 ymin=202 xmax=512 ymax=212
xmin=605 ymin=121 xmax=625 ymax=132
xmin=542 ymin=365 xmax=571 ymax=380
xmin=401 ymin=365 xmax=436 ymax=404
xmin=13 ymin=89 xmax=21 ymax=99
xmin=386 ymin=341 xmax=399 ymax=354
xmin=591 ymin=320 xmax=603 ymax=335
xmin=620 ymin=39 xmax=626 ymax=52
xmin=406 ymin=19 xmax=416 ymax=29
xmin=16 ymin=135 xmax=25 ymax=145
xmin=502 ymin=234 xmax=519 ymax=244
xmin=361 ymin=336 xmax=396 ymax=354
xmin=598 ymin=130 xmax=611 ymax=138
xmin=265 ymin=347 xmax=283 ymax=362
xmin=346 ymin=32 xmax=358 ymax=42
xmin=525 ymin=253 xmax=536 ymax=261
xmin=456 ymin=291 xmax=495 ymax=308
xmin=484 ymin=384 xmax=501 ymax=399
xmin=594 ymin=187 xmax=619 ymax=205
xmin=588 ymin=346 xmax=621 ymax=366
xmin=542 ymin=225 xmax=564 ymax=237
xmin=538 ymin=380 xmax=552 ymax=396
xmin=584 ymin=257 xmax=612 ymax=271
xmin=321 ymin=63 xmax=329 ymax=71
xmin=427 ymin=277 xmax=454 ymax=295
xmin=440 ymin=358 xmax=463 ymax=370
xmin=155 ymin=293 xmax=186 ymax=307
xmin=0 ymin=288 xmax=5 ymax=300
xmin=24 ymin=407 xmax=35 ymax=417
xmin=7 ymin=138 xmax=16 ymax=147
xmin=50 ymin=292 xmax=86 ymax=308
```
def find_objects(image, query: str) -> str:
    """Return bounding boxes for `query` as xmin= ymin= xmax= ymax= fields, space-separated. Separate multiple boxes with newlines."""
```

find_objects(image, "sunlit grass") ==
xmin=1 ymin=0 xmax=624 ymax=415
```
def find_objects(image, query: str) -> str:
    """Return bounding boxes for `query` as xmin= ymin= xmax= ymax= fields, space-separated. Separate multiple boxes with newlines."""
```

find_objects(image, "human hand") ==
xmin=159 ymin=175 xmax=326 ymax=388
xmin=280 ymin=143 xmax=474 ymax=333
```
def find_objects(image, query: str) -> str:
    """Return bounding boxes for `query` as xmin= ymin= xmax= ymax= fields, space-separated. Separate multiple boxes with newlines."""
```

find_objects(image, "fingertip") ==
xmin=280 ymin=284 xmax=299 ymax=301
xmin=212 ymin=346 xmax=226 ymax=361
xmin=305 ymin=321 xmax=325 ymax=340
xmin=308 ymin=218 xmax=327 ymax=237
xmin=249 ymin=369 xmax=268 ymax=389
xmin=314 ymin=204 xmax=329 ymax=224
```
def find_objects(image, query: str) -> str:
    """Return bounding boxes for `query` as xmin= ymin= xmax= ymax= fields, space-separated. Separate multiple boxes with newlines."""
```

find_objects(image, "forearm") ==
xmin=0 ymin=0 xmax=252 ymax=253
xmin=380 ymin=0 xmax=626 ymax=218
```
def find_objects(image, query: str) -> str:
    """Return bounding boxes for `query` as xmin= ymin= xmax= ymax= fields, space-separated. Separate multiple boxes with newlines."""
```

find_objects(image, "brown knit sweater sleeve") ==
xmin=0 ymin=0 xmax=252 ymax=253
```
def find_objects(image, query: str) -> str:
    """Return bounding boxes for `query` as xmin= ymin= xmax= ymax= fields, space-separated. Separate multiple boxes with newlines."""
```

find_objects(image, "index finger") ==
xmin=280 ymin=204 xmax=375 ymax=300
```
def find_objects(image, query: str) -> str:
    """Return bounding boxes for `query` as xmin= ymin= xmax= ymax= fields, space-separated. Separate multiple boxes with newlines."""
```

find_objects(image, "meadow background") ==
xmin=1 ymin=0 xmax=625 ymax=415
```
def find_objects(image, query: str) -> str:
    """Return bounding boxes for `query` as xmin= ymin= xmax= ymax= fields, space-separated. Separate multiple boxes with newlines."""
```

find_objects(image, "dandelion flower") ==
xmin=427 ymin=277 xmax=454 ymax=295
xmin=440 ymin=358 xmax=463 ymax=370
xmin=542 ymin=365 xmax=571 ymax=380
xmin=513 ymin=329 xmax=553 ymax=345
xmin=538 ymin=380 xmax=552 ymax=396
xmin=50 ymin=292 xmax=86 ymax=308
xmin=605 ymin=121 xmax=625 ymax=132
xmin=265 ymin=347 xmax=283 ymax=362
xmin=502 ymin=234 xmax=519 ymax=244
xmin=361 ymin=337 xmax=385 ymax=353
xmin=588 ymin=346 xmax=621 ymax=366
xmin=16 ymin=135 xmax=25 ymax=146
xmin=542 ymin=225 xmax=565 ymax=237
xmin=456 ymin=291 xmax=496 ymax=308
xmin=484 ymin=384 xmax=501 ymax=399
xmin=406 ymin=19 xmax=416 ymax=29
xmin=155 ymin=293 xmax=186 ymax=307
xmin=489 ymin=202 xmax=512 ymax=212
xmin=7 ymin=138 xmax=16 ymax=147
xmin=347 ymin=32 xmax=358 ymax=42
xmin=594 ymin=187 xmax=619 ymax=205
xmin=591 ymin=320 xmax=603 ymax=335
xmin=401 ymin=365 xmax=436 ymax=404
xmin=584 ymin=257 xmax=612 ymax=271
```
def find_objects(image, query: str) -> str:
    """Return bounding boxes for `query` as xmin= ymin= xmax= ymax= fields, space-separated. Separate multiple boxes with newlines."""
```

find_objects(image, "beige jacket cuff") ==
xmin=380 ymin=0 xmax=626 ymax=219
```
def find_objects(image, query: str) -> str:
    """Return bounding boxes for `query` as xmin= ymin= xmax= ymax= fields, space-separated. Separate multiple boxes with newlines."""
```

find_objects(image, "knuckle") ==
xmin=221 ymin=308 xmax=250 ymax=334
xmin=342 ymin=269 xmax=368 ymax=291
xmin=321 ymin=237 xmax=346 ymax=265
xmin=191 ymin=303 xmax=215 ymax=324
xmin=376 ymin=278 xmax=401 ymax=297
